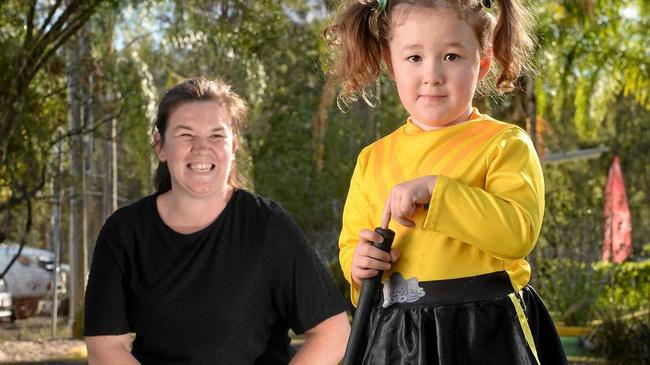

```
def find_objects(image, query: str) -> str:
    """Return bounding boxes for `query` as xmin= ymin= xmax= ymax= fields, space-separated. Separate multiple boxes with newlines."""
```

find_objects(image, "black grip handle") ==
xmin=343 ymin=227 xmax=395 ymax=365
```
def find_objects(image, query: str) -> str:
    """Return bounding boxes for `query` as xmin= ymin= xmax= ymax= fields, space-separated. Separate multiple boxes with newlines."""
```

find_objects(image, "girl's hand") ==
xmin=350 ymin=229 xmax=400 ymax=288
xmin=382 ymin=175 xmax=438 ymax=228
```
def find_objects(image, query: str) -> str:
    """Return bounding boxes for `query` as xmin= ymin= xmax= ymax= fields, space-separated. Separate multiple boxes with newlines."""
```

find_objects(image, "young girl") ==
xmin=326 ymin=0 xmax=568 ymax=364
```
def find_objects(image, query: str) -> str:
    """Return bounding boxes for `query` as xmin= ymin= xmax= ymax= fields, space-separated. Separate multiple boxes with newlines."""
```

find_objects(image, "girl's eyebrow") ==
xmin=400 ymin=44 xmax=424 ymax=51
xmin=400 ymin=42 xmax=467 ymax=51
xmin=174 ymin=125 xmax=226 ymax=132
xmin=444 ymin=41 xmax=467 ymax=49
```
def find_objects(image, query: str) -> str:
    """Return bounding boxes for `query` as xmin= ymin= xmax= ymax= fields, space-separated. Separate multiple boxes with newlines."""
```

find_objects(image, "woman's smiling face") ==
xmin=155 ymin=101 xmax=237 ymax=198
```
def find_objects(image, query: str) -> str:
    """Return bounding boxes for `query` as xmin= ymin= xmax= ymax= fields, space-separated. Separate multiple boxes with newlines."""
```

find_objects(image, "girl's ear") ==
xmin=154 ymin=132 xmax=166 ymax=162
xmin=478 ymin=47 xmax=492 ymax=81
xmin=382 ymin=47 xmax=395 ymax=79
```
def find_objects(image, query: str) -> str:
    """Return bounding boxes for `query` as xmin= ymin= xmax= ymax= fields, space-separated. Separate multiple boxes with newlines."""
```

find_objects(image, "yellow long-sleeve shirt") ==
xmin=339 ymin=109 xmax=545 ymax=306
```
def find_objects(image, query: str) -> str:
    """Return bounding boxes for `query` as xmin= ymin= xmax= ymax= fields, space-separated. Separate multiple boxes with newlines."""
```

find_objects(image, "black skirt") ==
xmin=361 ymin=271 xmax=568 ymax=365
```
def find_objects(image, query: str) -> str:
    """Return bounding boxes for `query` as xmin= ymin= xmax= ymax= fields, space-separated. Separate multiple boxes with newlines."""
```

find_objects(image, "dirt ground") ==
xmin=0 ymin=316 xmax=601 ymax=364
xmin=0 ymin=317 xmax=85 ymax=364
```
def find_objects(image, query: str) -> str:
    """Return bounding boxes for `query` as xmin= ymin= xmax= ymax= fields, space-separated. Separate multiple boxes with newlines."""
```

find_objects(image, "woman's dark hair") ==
xmin=153 ymin=77 xmax=248 ymax=192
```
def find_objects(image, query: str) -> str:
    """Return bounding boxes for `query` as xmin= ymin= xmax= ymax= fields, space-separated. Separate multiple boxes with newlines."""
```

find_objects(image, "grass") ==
xmin=562 ymin=336 xmax=606 ymax=365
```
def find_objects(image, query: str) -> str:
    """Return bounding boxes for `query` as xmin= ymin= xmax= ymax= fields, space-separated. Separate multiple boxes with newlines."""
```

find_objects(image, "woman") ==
xmin=84 ymin=77 xmax=350 ymax=364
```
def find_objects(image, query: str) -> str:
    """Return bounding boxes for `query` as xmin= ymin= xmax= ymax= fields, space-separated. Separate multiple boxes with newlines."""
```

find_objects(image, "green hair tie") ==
xmin=370 ymin=0 xmax=388 ymax=38
xmin=377 ymin=0 xmax=388 ymax=12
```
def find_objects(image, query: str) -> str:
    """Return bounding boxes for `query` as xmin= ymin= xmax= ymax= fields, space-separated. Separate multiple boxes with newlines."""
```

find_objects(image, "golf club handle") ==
xmin=343 ymin=227 xmax=395 ymax=365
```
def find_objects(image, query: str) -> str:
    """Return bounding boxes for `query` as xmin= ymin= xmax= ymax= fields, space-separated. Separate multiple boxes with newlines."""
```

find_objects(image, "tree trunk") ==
xmin=66 ymin=24 xmax=91 ymax=339
xmin=527 ymin=76 xmax=537 ymax=149
xmin=312 ymin=78 xmax=336 ymax=172
xmin=100 ymin=9 xmax=118 ymax=237
xmin=102 ymin=104 xmax=118 ymax=221
xmin=51 ymin=132 xmax=63 ymax=337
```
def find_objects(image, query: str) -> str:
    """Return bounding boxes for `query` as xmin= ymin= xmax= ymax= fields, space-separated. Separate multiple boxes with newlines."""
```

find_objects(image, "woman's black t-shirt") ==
xmin=84 ymin=189 xmax=348 ymax=364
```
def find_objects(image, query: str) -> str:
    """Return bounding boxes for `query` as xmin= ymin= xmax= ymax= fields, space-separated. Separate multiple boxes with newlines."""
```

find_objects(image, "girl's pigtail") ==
xmin=492 ymin=0 xmax=536 ymax=92
xmin=324 ymin=1 xmax=387 ymax=104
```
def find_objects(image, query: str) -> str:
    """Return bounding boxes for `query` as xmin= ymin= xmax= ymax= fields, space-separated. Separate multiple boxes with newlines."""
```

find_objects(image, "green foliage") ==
xmin=0 ymin=61 xmax=69 ymax=240
xmin=590 ymin=314 xmax=650 ymax=365
xmin=604 ymin=98 xmax=650 ymax=249
xmin=112 ymin=52 xmax=158 ymax=198
xmin=539 ymin=160 xmax=607 ymax=261
xmin=536 ymin=259 xmax=608 ymax=325
xmin=593 ymin=261 xmax=650 ymax=316
xmin=536 ymin=259 xmax=650 ymax=326
xmin=533 ymin=0 xmax=650 ymax=143
xmin=538 ymin=94 xmax=650 ymax=270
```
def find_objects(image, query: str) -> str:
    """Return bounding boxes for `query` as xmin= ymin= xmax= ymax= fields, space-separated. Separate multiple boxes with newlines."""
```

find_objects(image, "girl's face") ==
xmin=155 ymin=101 xmax=237 ymax=198
xmin=387 ymin=7 xmax=491 ymax=129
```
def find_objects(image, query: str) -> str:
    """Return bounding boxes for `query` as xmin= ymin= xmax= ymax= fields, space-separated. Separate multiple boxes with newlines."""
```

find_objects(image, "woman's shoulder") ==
xmin=103 ymin=193 xmax=157 ymax=228
xmin=93 ymin=194 xmax=158 ymax=251
xmin=233 ymin=190 xmax=305 ymax=247
xmin=233 ymin=189 xmax=293 ymax=222
xmin=235 ymin=189 xmax=279 ymax=211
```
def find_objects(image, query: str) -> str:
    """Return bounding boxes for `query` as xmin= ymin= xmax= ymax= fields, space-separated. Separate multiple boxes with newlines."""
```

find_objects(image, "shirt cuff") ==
xmin=422 ymin=174 xmax=450 ymax=231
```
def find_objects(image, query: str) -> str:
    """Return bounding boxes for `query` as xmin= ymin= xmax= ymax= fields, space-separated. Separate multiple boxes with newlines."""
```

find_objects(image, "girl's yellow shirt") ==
xmin=339 ymin=109 xmax=544 ymax=305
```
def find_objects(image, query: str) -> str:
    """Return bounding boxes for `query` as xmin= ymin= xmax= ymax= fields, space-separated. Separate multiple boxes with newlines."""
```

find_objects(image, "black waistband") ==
xmin=380 ymin=271 xmax=516 ymax=308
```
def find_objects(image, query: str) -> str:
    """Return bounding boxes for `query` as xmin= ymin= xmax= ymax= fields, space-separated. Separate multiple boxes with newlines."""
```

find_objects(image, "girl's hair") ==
xmin=153 ymin=77 xmax=248 ymax=192
xmin=324 ymin=0 xmax=535 ymax=103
